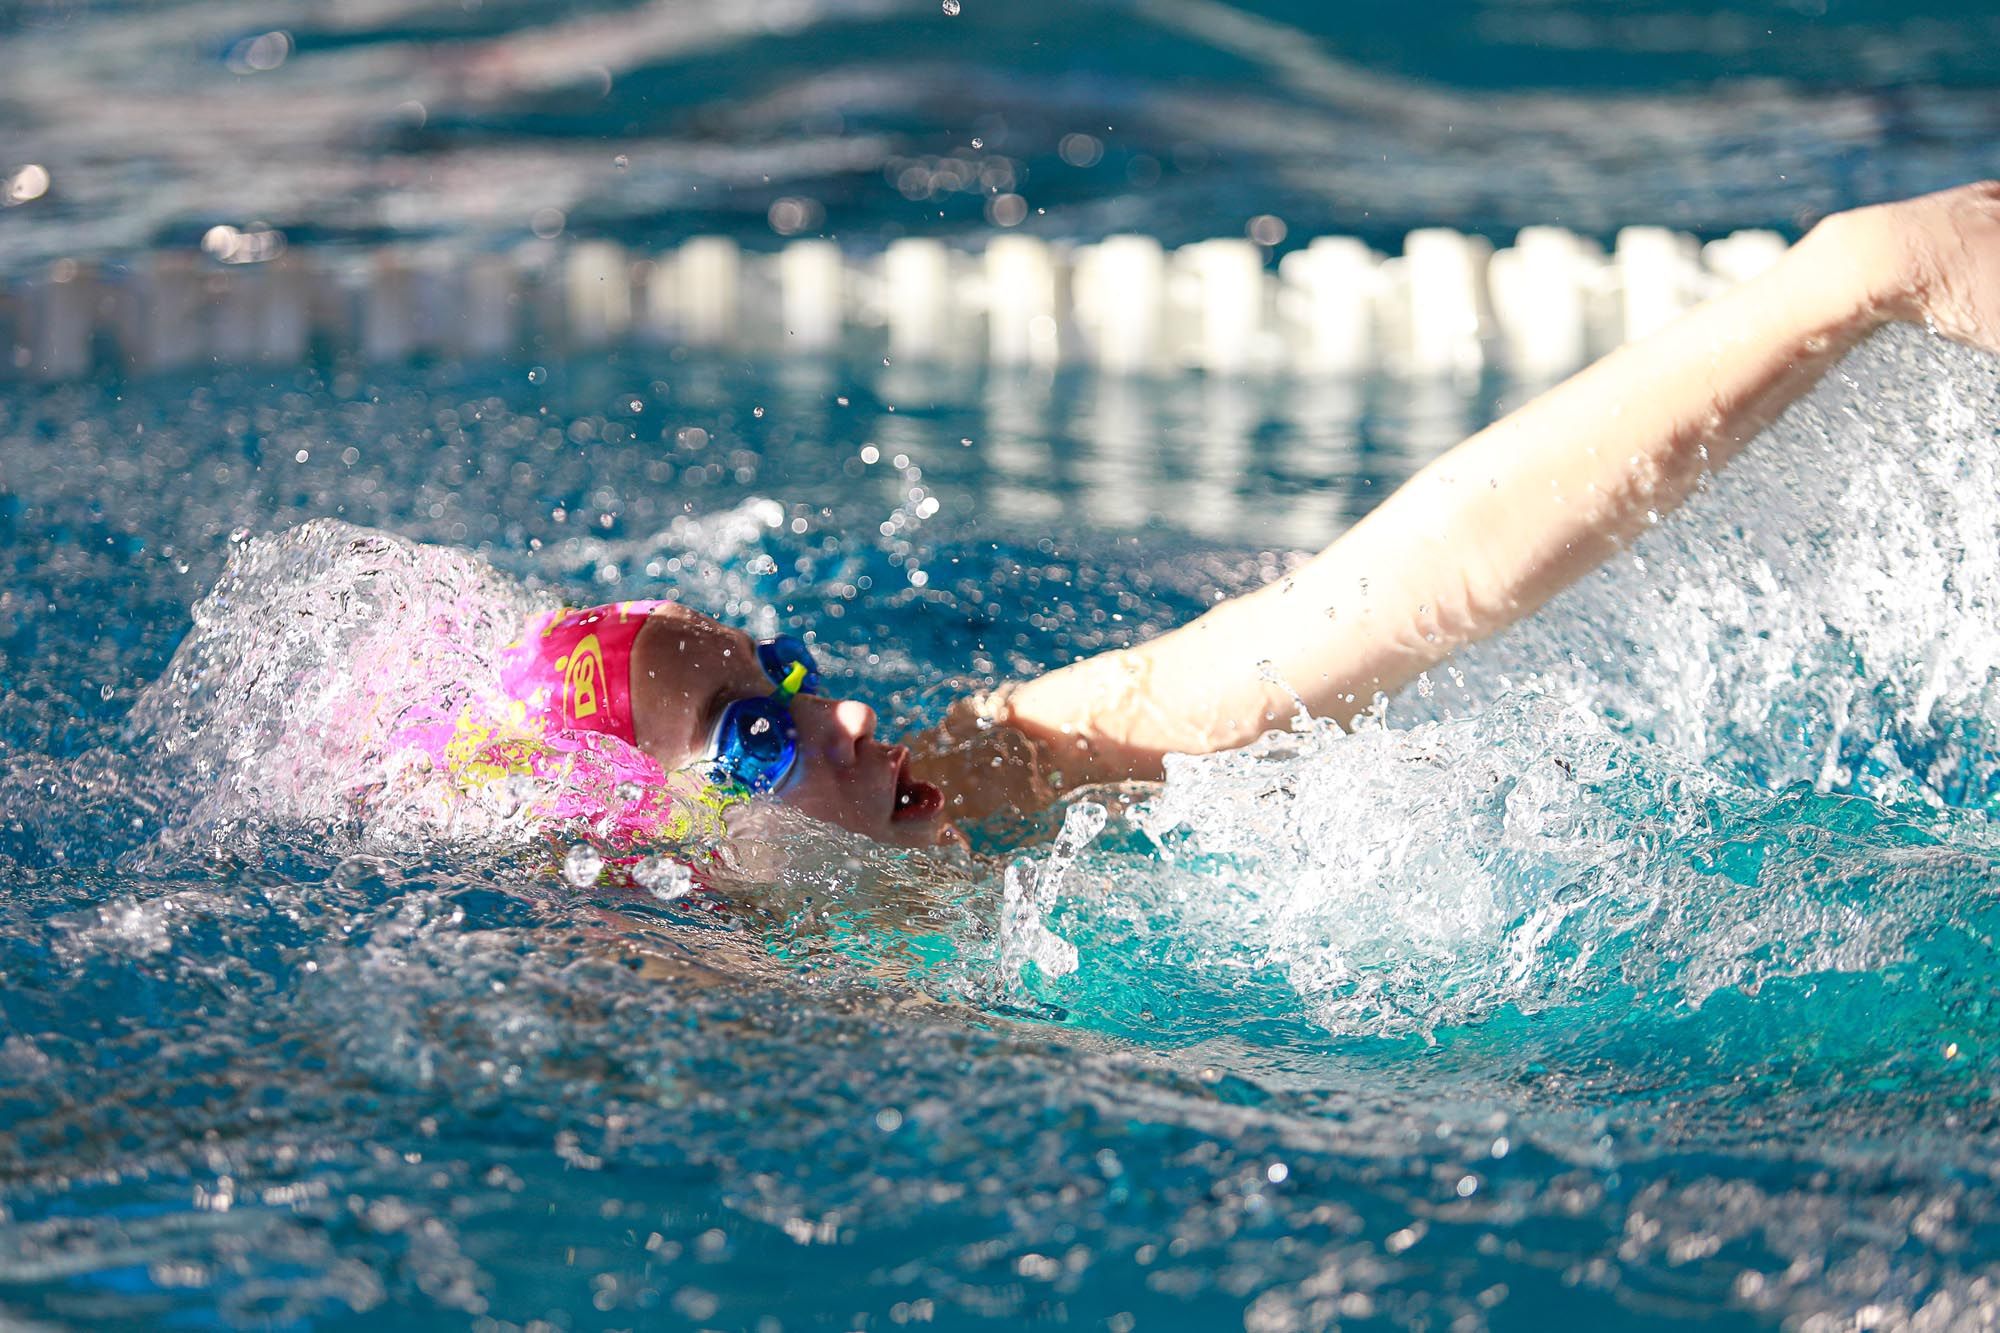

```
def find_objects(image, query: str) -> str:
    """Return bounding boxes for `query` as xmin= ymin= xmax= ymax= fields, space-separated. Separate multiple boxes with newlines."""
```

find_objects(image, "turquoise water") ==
xmin=9 ymin=0 xmax=2000 ymax=272
xmin=11 ymin=1 xmax=2000 ymax=1328
xmin=6 ymin=328 xmax=2000 ymax=1329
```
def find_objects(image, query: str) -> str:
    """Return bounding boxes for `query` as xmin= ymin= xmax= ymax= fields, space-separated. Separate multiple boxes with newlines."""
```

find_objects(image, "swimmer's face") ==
xmin=628 ymin=604 xmax=950 ymax=847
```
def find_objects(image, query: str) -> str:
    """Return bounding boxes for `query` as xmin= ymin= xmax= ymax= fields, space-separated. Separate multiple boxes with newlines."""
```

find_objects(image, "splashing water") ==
xmin=560 ymin=843 xmax=606 ymax=887
xmin=109 ymin=519 xmax=541 ymax=850
xmin=11 ymin=331 xmax=2000 ymax=1327
xmin=1424 ymin=325 xmax=2000 ymax=809
xmin=99 ymin=505 xmax=794 ymax=861
xmin=632 ymin=854 xmax=695 ymax=900
xmin=1139 ymin=696 xmax=1982 ymax=1038
xmin=998 ymin=800 xmax=1106 ymax=985
xmin=1116 ymin=327 xmax=2000 ymax=1038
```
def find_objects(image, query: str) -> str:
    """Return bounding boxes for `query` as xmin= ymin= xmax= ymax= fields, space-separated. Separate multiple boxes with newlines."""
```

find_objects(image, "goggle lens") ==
xmin=710 ymin=698 xmax=798 ymax=792
xmin=704 ymin=636 xmax=822 ymax=794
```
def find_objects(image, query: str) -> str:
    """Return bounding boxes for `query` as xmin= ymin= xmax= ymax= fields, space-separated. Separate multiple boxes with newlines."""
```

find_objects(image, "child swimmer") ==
xmin=432 ymin=182 xmax=2000 ymax=850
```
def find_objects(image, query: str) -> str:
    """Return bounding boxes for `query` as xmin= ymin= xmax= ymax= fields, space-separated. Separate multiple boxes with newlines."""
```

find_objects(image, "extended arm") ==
xmin=971 ymin=183 xmax=2000 ymax=790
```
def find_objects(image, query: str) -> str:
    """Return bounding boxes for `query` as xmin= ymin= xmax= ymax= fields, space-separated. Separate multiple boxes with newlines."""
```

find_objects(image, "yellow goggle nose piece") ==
xmin=775 ymin=660 xmax=808 ymax=702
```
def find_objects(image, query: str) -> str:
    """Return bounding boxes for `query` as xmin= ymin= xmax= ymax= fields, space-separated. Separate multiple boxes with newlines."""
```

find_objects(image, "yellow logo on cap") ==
xmin=558 ymin=633 xmax=606 ymax=722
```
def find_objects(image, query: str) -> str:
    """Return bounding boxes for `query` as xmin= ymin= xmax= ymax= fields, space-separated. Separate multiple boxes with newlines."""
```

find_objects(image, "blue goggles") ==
xmin=701 ymin=634 xmax=822 ymax=795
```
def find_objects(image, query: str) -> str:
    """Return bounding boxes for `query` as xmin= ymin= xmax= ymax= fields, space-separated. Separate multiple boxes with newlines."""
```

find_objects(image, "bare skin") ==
xmin=627 ymin=604 xmax=950 ymax=847
xmin=628 ymin=182 xmax=2000 ymax=843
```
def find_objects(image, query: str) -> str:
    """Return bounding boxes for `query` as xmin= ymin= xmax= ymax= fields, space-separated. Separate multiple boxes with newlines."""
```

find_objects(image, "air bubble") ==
xmin=633 ymin=856 xmax=694 ymax=901
xmin=561 ymin=844 xmax=604 ymax=888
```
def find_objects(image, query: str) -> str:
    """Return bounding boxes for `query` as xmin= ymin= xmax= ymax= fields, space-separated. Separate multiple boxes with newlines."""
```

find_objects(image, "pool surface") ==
xmin=5 ymin=328 xmax=2000 ymax=1329
xmin=10 ymin=0 xmax=2000 ymax=270
xmin=11 ymin=2 xmax=2000 ymax=1329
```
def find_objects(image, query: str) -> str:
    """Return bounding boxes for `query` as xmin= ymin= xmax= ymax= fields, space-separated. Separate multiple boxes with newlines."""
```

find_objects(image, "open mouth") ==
xmin=889 ymin=748 xmax=944 ymax=823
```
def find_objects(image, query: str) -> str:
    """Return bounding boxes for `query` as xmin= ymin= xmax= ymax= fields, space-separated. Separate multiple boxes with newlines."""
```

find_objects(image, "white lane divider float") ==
xmin=1 ymin=223 xmax=1797 ymax=384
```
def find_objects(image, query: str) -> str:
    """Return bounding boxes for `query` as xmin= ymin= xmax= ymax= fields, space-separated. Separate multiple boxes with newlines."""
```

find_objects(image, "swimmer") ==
xmin=442 ymin=182 xmax=2000 ymax=850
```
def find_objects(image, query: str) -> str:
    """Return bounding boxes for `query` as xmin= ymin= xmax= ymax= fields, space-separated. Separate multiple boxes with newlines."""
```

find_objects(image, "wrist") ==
xmin=1793 ymin=203 xmax=1925 ymax=333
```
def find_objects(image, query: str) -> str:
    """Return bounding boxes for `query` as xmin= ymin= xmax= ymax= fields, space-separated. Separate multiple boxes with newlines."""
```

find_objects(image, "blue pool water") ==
xmin=13 ymin=1 xmax=2000 ymax=1329
xmin=9 ymin=0 xmax=2000 ymax=270
xmin=7 ymin=328 xmax=2000 ymax=1330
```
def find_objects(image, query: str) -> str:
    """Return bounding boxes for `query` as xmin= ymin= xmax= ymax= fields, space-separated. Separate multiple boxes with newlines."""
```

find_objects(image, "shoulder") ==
xmin=905 ymin=689 xmax=1060 ymax=824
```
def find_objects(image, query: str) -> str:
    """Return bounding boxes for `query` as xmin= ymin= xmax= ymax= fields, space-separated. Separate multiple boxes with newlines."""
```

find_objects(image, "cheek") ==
xmin=781 ymin=761 xmax=883 ymax=828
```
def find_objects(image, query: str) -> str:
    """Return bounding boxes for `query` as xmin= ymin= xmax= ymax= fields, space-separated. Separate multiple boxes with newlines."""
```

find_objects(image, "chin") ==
xmin=877 ymin=814 xmax=948 ymax=848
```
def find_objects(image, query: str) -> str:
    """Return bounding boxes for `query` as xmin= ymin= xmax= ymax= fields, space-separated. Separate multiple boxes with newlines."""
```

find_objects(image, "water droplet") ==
xmin=4 ymin=163 xmax=52 ymax=206
xmin=633 ymin=856 xmax=694 ymax=901
xmin=997 ymin=802 xmax=1102 ymax=984
xmin=613 ymin=154 xmax=630 ymax=169
xmin=752 ymin=406 xmax=765 ymax=418
xmin=942 ymin=0 xmax=961 ymax=14
xmin=527 ymin=366 xmax=547 ymax=384
xmin=562 ymin=844 xmax=604 ymax=888
xmin=970 ymin=137 xmax=984 ymax=149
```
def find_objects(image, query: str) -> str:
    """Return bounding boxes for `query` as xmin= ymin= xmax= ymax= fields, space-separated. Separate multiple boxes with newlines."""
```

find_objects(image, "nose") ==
xmin=831 ymin=697 xmax=877 ymax=746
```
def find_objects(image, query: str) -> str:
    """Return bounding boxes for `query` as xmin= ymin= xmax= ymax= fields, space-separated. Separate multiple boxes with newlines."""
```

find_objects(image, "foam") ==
xmin=1131 ymin=328 xmax=2000 ymax=1037
xmin=119 ymin=504 xmax=789 ymax=857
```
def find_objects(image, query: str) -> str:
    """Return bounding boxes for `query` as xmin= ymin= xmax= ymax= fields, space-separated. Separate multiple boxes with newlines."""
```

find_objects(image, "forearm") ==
xmin=1000 ymin=207 xmax=1911 ymax=782
xmin=1267 ymin=208 xmax=1904 ymax=710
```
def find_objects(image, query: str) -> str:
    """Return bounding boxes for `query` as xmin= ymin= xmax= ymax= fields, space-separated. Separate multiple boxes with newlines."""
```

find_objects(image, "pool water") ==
xmin=14 ymin=0 xmax=2000 ymax=1327
xmin=5 ymin=326 xmax=2000 ymax=1329
xmin=10 ymin=0 xmax=2000 ymax=272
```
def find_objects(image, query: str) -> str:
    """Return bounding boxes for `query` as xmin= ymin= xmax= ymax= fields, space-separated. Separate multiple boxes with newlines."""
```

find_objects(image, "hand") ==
xmin=1826 ymin=181 xmax=2000 ymax=354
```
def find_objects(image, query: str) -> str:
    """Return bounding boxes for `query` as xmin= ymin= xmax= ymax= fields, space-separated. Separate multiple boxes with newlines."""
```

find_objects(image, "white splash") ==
xmin=1140 ymin=695 xmax=1972 ymax=1037
xmin=121 ymin=503 xmax=793 ymax=856
xmin=1421 ymin=325 xmax=2000 ymax=809
xmin=1134 ymin=328 xmax=2000 ymax=1037
xmin=997 ymin=800 xmax=1106 ymax=985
